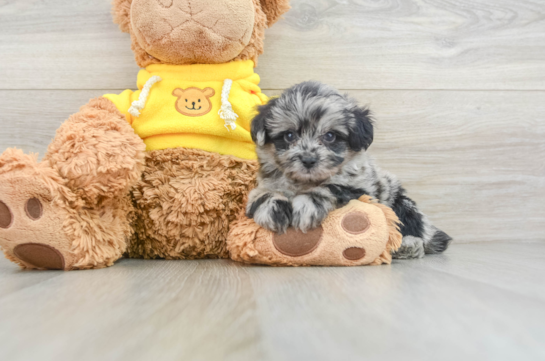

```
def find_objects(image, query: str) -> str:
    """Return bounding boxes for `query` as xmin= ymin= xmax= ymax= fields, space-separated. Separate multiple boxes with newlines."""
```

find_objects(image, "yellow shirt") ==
xmin=104 ymin=60 xmax=267 ymax=160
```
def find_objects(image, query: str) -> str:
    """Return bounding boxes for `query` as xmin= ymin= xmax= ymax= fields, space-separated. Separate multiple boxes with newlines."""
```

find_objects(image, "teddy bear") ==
xmin=0 ymin=0 xmax=402 ymax=270
xmin=0 ymin=0 xmax=290 ymax=270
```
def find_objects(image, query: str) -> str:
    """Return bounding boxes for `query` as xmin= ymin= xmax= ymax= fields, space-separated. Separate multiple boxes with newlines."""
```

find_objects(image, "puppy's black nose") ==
xmin=301 ymin=156 xmax=318 ymax=169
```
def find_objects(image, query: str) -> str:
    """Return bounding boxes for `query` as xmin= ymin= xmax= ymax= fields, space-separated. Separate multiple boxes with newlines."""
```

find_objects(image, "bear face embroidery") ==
xmin=172 ymin=87 xmax=215 ymax=117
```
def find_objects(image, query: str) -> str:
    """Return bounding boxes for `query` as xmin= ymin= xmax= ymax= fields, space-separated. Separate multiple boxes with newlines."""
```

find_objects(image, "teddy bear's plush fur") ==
xmin=0 ymin=0 xmax=290 ymax=270
xmin=128 ymin=148 xmax=258 ymax=260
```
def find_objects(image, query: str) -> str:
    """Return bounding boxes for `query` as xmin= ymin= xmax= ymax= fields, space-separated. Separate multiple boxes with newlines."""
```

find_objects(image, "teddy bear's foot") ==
xmin=0 ymin=156 xmax=75 ymax=270
xmin=227 ymin=196 xmax=403 ymax=267
xmin=0 ymin=149 xmax=130 ymax=270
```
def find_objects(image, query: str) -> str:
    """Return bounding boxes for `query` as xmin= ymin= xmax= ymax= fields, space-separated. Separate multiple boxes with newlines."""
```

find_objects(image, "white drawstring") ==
xmin=218 ymin=79 xmax=238 ymax=131
xmin=128 ymin=75 xmax=162 ymax=117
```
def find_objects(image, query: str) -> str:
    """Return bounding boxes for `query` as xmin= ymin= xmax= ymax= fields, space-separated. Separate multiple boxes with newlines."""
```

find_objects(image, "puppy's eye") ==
xmin=198 ymin=99 xmax=201 ymax=102
xmin=284 ymin=131 xmax=296 ymax=143
xmin=323 ymin=132 xmax=336 ymax=143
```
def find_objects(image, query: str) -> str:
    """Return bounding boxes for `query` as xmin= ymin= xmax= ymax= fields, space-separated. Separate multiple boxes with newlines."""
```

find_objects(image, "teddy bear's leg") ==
xmin=127 ymin=148 xmax=258 ymax=260
xmin=227 ymin=196 xmax=403 ymax=266
xmin=0 ymin=98 xmax=145 ymax=270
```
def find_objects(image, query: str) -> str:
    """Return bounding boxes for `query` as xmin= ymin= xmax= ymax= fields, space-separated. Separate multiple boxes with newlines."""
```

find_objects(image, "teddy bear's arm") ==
xmin=43 ymin=97 xmax=146 ymax=205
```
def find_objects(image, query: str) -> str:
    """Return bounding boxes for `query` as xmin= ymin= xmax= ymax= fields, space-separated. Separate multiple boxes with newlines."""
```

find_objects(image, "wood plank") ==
xmin=0 ymin=259 xmax=265 ymax=361
xmin=0 ymin=254 xmax=62 ymax=297
xmin=259 ymin=0 xmax=545 ymax=90
xmin=420 ymin=241 xmax=545 ymax=302
xmin=0 ymin=241 xmax=544 ymax=361
xmin=1 ymin=0 xmax=545 ymax=90
xmin=0 ymin=89 xmax=544 ymax=243
xmin=351 ymin=89 xmax=545 ymax=243
xmin=0 ymin=90 xmax=105 ymax=155
xmin=0 ymin=0 xmax=139 ymax=90
xmin=245 ymin=250 xmax=545 ymax=361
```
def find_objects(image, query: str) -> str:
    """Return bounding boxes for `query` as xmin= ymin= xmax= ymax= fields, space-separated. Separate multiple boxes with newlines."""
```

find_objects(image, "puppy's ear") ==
xmin=348 ymin=106 xmax=374 ymax=151
xmin=259 ymin=0 xmax=291 ymax=27
xmin=252 ymin=98 xmax=279 ymax=146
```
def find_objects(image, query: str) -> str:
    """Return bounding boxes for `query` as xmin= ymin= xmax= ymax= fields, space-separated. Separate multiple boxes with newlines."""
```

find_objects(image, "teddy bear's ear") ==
xmin=172 ymin=88 xmax=185 ymax=97
xmin=203 ymin=88 xmax=216 ymax=98
xmin=112 ymin=0 xmax=132 ymax=33
xmin=259 ymin=0 xmax=291 ymax=27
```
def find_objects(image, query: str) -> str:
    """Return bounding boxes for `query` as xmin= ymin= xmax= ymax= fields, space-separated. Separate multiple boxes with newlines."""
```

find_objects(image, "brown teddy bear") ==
xmin=0 ymin=0 xmax=290 ymax=270
xmin=0 ymin=0 xmax=401 ymax=270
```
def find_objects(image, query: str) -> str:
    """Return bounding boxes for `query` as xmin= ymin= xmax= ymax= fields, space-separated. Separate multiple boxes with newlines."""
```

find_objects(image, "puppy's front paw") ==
xmin=247 ymin=194 xmax=293 ymax=234
xmin=291 ymin=194 xmax=331 ymax=233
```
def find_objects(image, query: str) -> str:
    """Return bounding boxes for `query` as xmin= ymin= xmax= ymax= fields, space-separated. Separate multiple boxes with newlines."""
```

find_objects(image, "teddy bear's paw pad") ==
xmin=0 ymin=200 xmax=13 ymax=228
xmin=24 ymin=198 xmax=43 ymax=220
xmin=13 ymin=243 xmax=65 ymax=270
xmin=340 ymin=212 xmax=370 ymax=261
xmin=343 ymin=247 xmax=366 ymax=261
xmin=1 ymin=198 xmax=44 ymax=229
xmin=273 ymin=226 xmax=323 ymax=257
xmin=341 ymin=212 xmax=370 ymax=234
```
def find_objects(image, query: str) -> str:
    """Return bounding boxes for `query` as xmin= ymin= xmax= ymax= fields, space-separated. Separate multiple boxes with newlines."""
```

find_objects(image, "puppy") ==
xmin=246 ymin=81 xmax=451 ymax=259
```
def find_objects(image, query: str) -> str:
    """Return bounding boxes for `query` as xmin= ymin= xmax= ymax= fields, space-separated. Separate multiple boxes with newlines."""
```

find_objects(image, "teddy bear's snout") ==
xmin=130 ymin=0 xmax=256 ymax=64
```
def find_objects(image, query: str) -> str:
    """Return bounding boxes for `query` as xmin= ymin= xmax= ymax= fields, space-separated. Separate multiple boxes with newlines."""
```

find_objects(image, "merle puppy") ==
xmin=246 ymin=81 xmax=451 ymax=259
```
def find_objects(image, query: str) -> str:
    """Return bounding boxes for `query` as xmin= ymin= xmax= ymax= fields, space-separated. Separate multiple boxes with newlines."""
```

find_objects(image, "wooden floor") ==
xmin=0 ymin=241 xmax=544 ymax=361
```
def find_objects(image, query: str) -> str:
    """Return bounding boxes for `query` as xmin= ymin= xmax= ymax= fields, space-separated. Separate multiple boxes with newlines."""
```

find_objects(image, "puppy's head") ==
xmin=252 ymin=81 xmax=373 ymax=183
